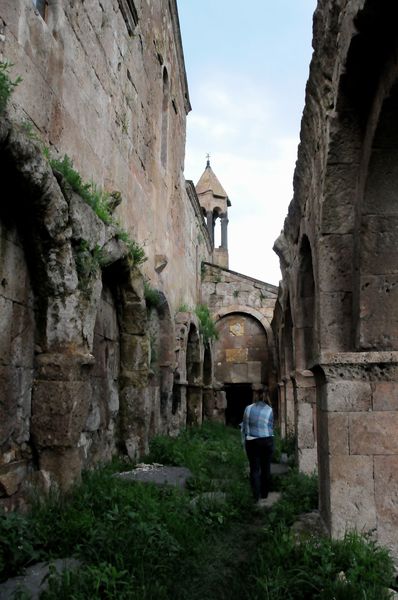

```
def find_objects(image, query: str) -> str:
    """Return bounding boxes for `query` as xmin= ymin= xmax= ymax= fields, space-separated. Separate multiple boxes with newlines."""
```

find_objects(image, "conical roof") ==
xmin=196 ymin=161 xmax=229 ymax=201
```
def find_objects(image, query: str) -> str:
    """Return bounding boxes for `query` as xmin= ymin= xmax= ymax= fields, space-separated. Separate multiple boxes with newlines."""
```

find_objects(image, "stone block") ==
xmin=372 ymin=381 xmax=398 ymax=410
xmin=320 ymin=380 xmax=372 ymax=412
xmin=120 ymin=333 xmax=149 ymax=371
xmin=374 ymin=455 xmax=398 ymax=562
xmin=297 ymin=402 xmax=315 ymax=449
xmin=0 ymin=366 xmax=33 ymax=447
xmin=349 ymin=412 xmax=398 ymax=455
xmin=0 ymin=460 xmax=28 ymax=496
xmin=360 ymin=215 xmax=398 ymax=275
xmin=39 ymin=447 xmax=82 ymax=491
xmin=225 ymin=348 xmax=248 ymax=363
xmin=297 ymin=447 xmax=317 ymax=475
xmin=31 ymin=380 xmax=91 ymax=447
xmin=358 ymin=274 xmax=398 ymax=349
xmin=120 ymin=300 xmax=147 ymax=335
xmin=228 ymin=363 xmax=248 ymax=384
xmin=327 ymin=413 xmax=349 ymax=455
xmin=247 ymin=361 xmax=261 ymax=382
xmin=329 ymin=455 xmax=376 ymax=537
xmin=319 ymin=291 xmax=352 ymax=353
xmin=318 ymin=234 xmax=354 ymax=293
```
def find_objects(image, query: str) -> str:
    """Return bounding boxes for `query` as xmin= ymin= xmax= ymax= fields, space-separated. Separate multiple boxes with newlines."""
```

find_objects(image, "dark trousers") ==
xmin=245 ymin=437 xmax=273 ymax=501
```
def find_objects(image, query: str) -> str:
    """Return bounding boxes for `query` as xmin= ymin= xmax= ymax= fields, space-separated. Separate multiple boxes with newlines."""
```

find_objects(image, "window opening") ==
xmin=118 ymin=0 xmax=138 ymax=36
xmin=32 ymin=0 xmax=48 ymax=20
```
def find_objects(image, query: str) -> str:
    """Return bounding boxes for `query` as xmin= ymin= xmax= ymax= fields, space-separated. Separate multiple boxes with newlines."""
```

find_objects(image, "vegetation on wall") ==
xmin=49 ymin=154 xmax=146 ymax=266
xmin=144 ymin=281 xmax=162 ymax=309
xmin=73 ymin=241 xmax=105 ymax=295
xmin=195 ymin=304 xmax=218 ymax=344
xmin=0 ymin=61 xmax=22 ymax=113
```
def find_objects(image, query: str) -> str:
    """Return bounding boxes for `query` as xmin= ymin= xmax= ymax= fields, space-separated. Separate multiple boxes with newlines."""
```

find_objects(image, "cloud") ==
xmin=184 ymin=77 xmax=300 ymax=285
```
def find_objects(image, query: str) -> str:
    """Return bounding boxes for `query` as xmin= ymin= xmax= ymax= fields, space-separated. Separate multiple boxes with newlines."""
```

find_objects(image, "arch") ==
xmin=215 ymin=304 xmax=274 ymax=345
xmin=295 ymin=235 xmax=315 ymax=370
xmin=319 ymin=0 xmax=398 ymax=353
xmin=146 ymin=290 xmax=174 ymax=429
xmin=356 ymin=78 xmax=398 ymax=350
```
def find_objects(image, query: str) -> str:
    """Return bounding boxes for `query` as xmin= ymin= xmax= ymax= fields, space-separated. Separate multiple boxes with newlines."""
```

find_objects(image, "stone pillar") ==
xmin=206 ymin=211 xmax=214 ymax=245
xmin=292 ymin=370 xmax=317 ymax=474
xmin=221 ymin=214 xmax=229 ymax=249
xmin=31 ymin=351 xmax=94 ymax=491
xmin=284 ymin=377 xmax=295 ymax=436
xmin=278 ymin=381 xmax=286 ymax=438
xmin=202 ymin=386 xmax=215 ymax=420
xmin=186 ymin=383 xmax=203 ymax=426
xmin=315 ymin=351 xmax=398 ymax=562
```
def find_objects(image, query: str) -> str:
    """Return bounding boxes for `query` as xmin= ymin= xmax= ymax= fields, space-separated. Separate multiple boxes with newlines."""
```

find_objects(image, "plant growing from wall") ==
xmin=74 ymin=241 xmax=105 ymax=295
xmin=49 ymin=154 xmax=147 ymax=266
xmin=176 ymin=303 xmax=190 ymax=313
xmin=144 ymin=281 xmax=161 ymax=309
xmin=195 ymin=304 xmax=218 ymax=344
xmin=233 ymin=290 xmax=239 ymax=298
xmin=0 ymin=61 xmax=22 ymax=114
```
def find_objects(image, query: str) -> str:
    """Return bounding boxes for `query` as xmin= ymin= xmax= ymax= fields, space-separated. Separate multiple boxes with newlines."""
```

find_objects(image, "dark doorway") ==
xmin=225 ymin=384 xmax=253 ymax=427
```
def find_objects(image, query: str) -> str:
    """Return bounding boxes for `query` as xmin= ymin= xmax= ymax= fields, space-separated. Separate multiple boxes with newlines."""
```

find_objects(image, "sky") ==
xmin=177 ymin=0 xmax=317 ymax=286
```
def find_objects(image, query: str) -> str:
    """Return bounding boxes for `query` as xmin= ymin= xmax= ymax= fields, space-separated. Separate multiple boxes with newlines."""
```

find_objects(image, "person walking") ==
xmin=242 ymin=384 xmax=274 ymax=503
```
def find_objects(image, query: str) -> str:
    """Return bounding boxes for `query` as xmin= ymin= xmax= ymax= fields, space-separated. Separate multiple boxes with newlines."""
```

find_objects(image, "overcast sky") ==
xmin=177 ymin=0 xmax=317 ymax=285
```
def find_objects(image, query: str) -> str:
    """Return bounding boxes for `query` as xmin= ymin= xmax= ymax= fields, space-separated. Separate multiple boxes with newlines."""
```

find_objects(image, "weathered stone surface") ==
xmin=327 ymin=413 xmax=349 ymax=455
xmin=0 ymin=460 xmax=28 ymax=496
xmin=320 ymin=381 xmax=372 ymax=412
xmin=0 ymin=559 xmax=81 ymax=600
xmin=116 ymin=465 xmax=192 ymax=489
xmin=349 ymin=412 xmax=398 ymax=455
xmin=31 ymin=380 xmax=91 ymax=447
xmin=374 ymin=456 xmax=398 ymax=561
xmin=329 ymin=455 xmax=377 ymax=538
xmin=372 ymin=381 xmax=398 ymax=411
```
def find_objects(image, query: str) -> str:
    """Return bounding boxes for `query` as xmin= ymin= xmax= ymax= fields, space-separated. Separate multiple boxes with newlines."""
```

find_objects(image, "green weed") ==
xmin=0 ymin=61 xmax=22 ymax=113
xmin=195 ymin=304 xmax=218 ymax=343
xmin=0 ymin=425 xmax=394 ymax=600
xmin=50 ymin=154 xmax=146 ymax=266
xmin=144 ymin=281 xmax=161 ymax=309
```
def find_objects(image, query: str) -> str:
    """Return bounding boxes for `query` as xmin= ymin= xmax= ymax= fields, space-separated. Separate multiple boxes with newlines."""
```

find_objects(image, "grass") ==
xmin=0 ymin=423 xmax=395 ymax=599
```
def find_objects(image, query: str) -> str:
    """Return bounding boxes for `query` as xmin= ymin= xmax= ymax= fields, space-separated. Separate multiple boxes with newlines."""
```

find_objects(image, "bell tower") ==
xmin=196 ymin=156 xmax=231 ymax=269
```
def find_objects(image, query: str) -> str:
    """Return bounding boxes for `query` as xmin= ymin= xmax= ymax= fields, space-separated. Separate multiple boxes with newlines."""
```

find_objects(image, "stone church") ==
xmin=2 ymin=0 xmax=398 ymax=566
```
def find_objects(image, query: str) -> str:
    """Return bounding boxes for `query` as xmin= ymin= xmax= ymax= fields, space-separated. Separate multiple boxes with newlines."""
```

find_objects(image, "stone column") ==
xmin=186 ymin=383 xmax=203 ymax=426
xmin=278 ymin=381 xmax=286 ymax=438
xmin=221 ymin=214 xmax=229 ymax=249
xmin=284 ymin=377 xmax=295 ymax=436
xmin=202 ymin=386 xmax=215 ymax=420
xmin=206 ymin=211 xmax=214 ymax=245
xmin=292 ymin=369 xmax=317 ymax=474
xmin=315 ymin=351 xmax=398 ymax=562
xmin=31 ymin=351 xmax=94 ymax=491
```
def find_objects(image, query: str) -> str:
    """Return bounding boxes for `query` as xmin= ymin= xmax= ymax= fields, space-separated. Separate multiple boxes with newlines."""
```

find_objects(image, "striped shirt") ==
xmin=242 ymin=401 xmax=274 ymax=439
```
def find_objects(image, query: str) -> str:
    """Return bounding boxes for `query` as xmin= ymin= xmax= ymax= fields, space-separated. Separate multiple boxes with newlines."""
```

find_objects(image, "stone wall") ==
xmin=201 ymin=262 xmax=278 ymax=422
xmin=0 ymin=0 xmax=218 ymax=507
xmin=0 ymin=0 xmax=212 ymax=313
xmin=273 ymin=0 xmax=398 ymax=560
